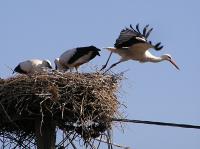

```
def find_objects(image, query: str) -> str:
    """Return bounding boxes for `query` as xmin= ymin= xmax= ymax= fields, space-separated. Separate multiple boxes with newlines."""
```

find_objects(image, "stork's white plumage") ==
xmin=13 ymin=59 xmax=52 ymax=74
xmin=101 ymin=24 xmax=179 ymax=72
xmin=55 ymin=46 xmax=101 ymax=72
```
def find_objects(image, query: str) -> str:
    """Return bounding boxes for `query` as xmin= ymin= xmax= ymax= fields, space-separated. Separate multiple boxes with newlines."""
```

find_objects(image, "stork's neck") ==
xmin=145 ymin=51 xmax=164 ymax=63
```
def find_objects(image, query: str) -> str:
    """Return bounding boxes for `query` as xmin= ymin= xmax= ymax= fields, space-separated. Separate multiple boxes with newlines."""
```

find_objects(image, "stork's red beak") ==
xmin=169 ymin=59 xmax=180 ymax=70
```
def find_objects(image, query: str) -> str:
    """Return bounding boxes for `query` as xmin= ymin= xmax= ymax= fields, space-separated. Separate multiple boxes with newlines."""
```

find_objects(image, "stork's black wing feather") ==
xmin=115 ymin=24 xmax=163 ymax=51
xmin=154 ymin=42 xmax=164 ymax=51
xmin=13 ymin=64 xmax=27 ymax=74
xmin=114 ymin=25 xmax=147 ymax=49
xmin=68 ymin=46 xmax=100 ymax=64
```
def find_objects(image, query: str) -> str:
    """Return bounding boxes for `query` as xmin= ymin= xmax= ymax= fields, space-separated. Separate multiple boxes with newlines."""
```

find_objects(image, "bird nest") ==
xmin=0 ymin=71 xmax=122 ymax=148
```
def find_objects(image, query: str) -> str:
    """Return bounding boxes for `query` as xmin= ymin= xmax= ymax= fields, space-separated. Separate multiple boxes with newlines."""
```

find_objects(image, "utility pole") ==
xmin=35 ymin=118 xmax=56 ymax=149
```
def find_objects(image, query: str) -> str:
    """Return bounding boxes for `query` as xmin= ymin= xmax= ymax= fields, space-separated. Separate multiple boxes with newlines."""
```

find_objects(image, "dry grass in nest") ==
xmin=0 ymin=71 xmax=122 ymax=147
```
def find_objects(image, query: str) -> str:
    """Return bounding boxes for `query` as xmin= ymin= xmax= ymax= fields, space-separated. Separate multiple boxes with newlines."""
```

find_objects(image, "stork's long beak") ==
xmin=169 ymin=59 xmax=180 ymax=70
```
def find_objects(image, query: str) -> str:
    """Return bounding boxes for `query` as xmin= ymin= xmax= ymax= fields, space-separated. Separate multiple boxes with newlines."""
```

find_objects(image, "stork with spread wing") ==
xmin=101 ymin=24 xmax=179 ymax=73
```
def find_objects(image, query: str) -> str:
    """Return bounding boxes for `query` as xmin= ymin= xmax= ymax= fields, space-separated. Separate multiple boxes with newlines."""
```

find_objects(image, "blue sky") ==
xmin=1 ymin=0 xmax=200 ymax=148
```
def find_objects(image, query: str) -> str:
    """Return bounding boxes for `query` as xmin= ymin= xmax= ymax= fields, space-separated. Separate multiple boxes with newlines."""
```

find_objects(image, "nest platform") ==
xmin=0 ymin=71 xmax=122 ymax=148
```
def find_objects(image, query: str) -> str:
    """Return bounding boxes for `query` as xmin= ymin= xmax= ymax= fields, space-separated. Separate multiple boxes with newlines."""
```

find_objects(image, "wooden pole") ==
xmin=35 ymin=118 xmax=56 ymax=149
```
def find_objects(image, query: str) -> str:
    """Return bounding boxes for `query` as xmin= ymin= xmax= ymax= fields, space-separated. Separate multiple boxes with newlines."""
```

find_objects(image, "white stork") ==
xmin=101 ymin=24 xmax=179 ymax=72
xmin=54 ymin=45 xmax=101 ymax=72
xmin=13 ymin=59 xmax=52 ymax=74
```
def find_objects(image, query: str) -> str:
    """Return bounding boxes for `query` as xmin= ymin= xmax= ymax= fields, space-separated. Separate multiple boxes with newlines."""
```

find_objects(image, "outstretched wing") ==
xmin=114 ymin=24 xmax=163 ymax=51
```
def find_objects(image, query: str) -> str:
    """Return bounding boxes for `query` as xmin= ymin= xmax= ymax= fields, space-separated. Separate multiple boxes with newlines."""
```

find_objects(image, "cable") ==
xmin=112 ymin=118 xmax=200 ymax=129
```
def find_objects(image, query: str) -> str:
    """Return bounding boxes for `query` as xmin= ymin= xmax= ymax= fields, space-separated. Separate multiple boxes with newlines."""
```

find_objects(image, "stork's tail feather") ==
xmin=13 ymin=65 xmax=27 ymax=74
xmin=12 ymin=66 xmax=18 ymax=74
xmin=12 ymin=67 xmax=16 ymax=74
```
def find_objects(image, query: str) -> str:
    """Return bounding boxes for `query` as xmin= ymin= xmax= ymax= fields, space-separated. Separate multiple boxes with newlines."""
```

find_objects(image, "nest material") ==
xmin=0 ymin=71 xmax=122 ymax=146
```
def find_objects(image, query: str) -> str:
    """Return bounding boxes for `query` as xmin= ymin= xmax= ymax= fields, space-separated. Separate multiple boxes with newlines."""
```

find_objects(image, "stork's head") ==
xmin=43 ymin=59 xmax=52 ymax=69
xmin=88 ymin=45 xmax=101 ymax=56
xmin=161 ymin=54 xmax=180 ymax=70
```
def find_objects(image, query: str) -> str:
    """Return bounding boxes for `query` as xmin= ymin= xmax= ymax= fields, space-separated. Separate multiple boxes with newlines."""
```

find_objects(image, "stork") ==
xmin=101 ymin=24 xmax=179 ymax=72
xmin=54 ymin=45 xmax=101 ymax=72
xmin=13 ymin=59 xmax=52 ymax=74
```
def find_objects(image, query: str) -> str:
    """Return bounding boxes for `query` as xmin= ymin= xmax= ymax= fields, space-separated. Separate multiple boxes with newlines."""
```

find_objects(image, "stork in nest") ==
xmin=55 ymin=45 xmax=101 ymax=72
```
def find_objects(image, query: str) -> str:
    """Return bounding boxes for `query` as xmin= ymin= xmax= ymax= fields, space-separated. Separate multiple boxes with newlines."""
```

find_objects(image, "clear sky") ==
xmin=1 ymin=0 xmax=200 ymax=148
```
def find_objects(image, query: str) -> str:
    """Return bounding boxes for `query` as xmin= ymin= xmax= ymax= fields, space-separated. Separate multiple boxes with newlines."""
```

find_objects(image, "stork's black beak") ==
xmin=97 ymin=52 xmax=100 ymax=56
xmin=169 ymin=59 xmax=180 ymax=70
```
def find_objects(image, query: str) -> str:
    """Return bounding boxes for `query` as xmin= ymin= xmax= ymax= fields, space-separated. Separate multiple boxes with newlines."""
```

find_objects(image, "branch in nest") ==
xmin=95 ymin=138 xmax=130 ymax=149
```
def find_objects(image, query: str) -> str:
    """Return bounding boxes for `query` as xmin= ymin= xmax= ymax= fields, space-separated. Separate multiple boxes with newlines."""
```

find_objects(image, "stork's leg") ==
xmin=69 ymin=68 xmax=73 ymax=72
xmin=100 ymin=52 xmax=113 ymax=71
xmin=75 ymin=67 xmax=79 ymax=73
xmin=103 ymin=59 xmax=124 ymax=73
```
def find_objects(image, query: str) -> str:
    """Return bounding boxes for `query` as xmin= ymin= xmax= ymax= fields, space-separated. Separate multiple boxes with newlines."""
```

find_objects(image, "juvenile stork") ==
xmin=54 ymin=45 xmax=101 ymax=72
xmin=13 ymin=59 xmax=52 ymax=74
xmin=101 ymin=24 xmax=179 ymax=72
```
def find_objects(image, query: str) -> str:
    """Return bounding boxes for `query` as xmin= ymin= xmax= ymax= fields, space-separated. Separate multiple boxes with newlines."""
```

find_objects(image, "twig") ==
xmin=64 ymin=133 xmax=78 ymax=148
xmin=56 ymin=131 xmax=73 ymax=147
xmin=4 ymin=64 xmax=14 ymax=74
xmin=95 ymin=138 xmax=129 ymax=149
xmin=0 ymin=103 xmax=19 ymax=129
xmin=96 ymin=134 xmax=102 ymax=149
xmin=106 ymin=129 xmax=112 ymax=149
xmin=67 ymin=135 xmax=78 ymax=149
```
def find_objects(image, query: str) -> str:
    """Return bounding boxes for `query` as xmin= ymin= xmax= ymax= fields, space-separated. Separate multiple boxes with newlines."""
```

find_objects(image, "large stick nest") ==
xmin=0 ymin=71 xmax=122 ymax=146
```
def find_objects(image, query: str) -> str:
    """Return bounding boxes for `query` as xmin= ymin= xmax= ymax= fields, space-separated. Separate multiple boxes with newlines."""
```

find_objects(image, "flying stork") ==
xmin=101 ymin=24 xmax=179 ymax=72
xmin=54 ymin=45 xmax=101 ymax=72
xmin=13 ymin=59 xmax=52 ymax=74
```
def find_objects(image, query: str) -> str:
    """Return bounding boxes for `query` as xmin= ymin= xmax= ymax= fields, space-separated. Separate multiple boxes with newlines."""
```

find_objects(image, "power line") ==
xmin=112 ymin=118 xmax=200 ymax=129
